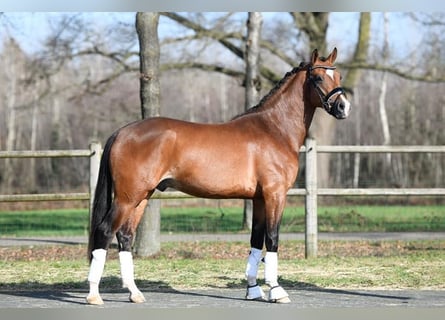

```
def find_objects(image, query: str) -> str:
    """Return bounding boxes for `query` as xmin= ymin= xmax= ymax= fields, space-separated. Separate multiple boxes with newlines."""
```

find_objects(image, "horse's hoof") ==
xmin=268 ymin=286 xmax=290 ymax=303
xmin=86 ymin=294 xmax=104 ymax=305
xmin=245 ymin=284 xmax=266 ymax=301
xmin=130 ymin=292 xmax=146 ymax=303
xmin=274 ymin=296 xmax=291 ymax=304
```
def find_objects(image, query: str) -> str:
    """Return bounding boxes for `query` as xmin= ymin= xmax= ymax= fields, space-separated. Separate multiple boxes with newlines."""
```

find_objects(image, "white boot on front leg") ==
xmin=245 ymin=248 xmax=266 ymax=300
xmin=264 ymin=252 xmax=290 ymax=303
xmin=119 ymin=251 xmax=146 ymax=303
xmin=86 ymin=249 xmax=107 ymax=305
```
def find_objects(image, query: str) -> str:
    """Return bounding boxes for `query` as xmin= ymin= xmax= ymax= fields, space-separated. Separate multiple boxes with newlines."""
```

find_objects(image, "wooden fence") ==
xmin=1 ymin=139 xmax=444 ymax=258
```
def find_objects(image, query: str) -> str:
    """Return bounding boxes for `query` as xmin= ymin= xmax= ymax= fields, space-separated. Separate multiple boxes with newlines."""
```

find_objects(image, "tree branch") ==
xmin=160 ymin=12 xmax=283 ymax=85
xmin=160 ymin=62 xmax=244 ymax=79
xmin=73 ymin=47 xmax=137 ymax=71
xmin=161 ymin=12 xmax=244 ymax=59
xmin=339 ymin=62 xmax=445 ymax=83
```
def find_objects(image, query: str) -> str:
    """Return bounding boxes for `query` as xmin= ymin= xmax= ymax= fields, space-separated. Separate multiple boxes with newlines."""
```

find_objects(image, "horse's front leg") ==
xmin=263 ymin=191 xmax=291 ymax=304
xmin=245 ymin=198 xmax=266 ymax=301
xmin=115 ymin=199 xmax=148 ymax=303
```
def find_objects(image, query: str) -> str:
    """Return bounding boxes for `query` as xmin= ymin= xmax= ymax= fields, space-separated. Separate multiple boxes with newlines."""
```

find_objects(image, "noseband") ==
xmin=308 ymin=65 xmax=346 ymax=112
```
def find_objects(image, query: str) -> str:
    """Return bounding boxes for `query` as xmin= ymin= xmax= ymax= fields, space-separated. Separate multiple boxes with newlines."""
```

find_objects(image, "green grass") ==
xmin=161 ymin=205 xmax=445 ymax=233
xmin=0 ymin=205 xmax=444 ymax=237
xmin=316 ymin=206 xmax=445 ymax=232
xmin=0 ymin=209 xmax=90 ymax=237
xmin=0 ymin=240 xmax=443 ymax=290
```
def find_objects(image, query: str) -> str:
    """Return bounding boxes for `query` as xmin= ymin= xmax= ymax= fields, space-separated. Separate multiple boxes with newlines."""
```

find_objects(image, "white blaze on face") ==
xmin=340 ymin=94 xmax=351 ymax=117
xmin=326 ymin=69 xmax=334 ymax=80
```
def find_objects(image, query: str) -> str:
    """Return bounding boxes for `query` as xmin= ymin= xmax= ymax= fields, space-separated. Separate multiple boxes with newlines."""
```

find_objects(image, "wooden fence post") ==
xmin=89 ymin=141 xmax=101 ymax=217
xmin=305 ymin=138 xmax=318 ymax=258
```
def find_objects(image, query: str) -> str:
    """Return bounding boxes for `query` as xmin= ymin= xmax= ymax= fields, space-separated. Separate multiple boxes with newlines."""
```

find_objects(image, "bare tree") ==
xmin=290 ymin=12 xmax=329 ymax=54
xmin=133 ymin=12 xmax=161 ymax=257
xmin=242 ymin=12 xmax=262 ymax=230
xmin=290 ymin=13 xmax=333 ymax=187
xmin=3 ymin=40 xmax=18 ymax=193
xmin=378 ymin=13 xmax=391 ymax=148
xmin=346 ymin=13 xmax=371 ymax=188
xmin=1 ymin=37 xmax=24 ymax=193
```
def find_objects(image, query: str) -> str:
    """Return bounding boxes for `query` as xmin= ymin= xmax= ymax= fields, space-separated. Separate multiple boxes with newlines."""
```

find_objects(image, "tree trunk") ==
xmin=352 ymin=87 xmax=361 ymax=188
xmin=341 ymin=13 xmax=372 ymax=188
xmin=312 ymin=13 xmax=370 ymax=187
xmin=291 ymin=13 xmax=332 ymax=187
xmin=379 ymin=73 xmax=390 ymax=146
xmin=29 ymin=89 xmax=39 ymax=192
xmin=306 ymin=14 xmax=331 ymax=187
xmin=342 ymin=13 xmax=371 ymax=91
xmin=242 ymin=12 xmax=262 ymax=230
xmin=4 ymin=40 xmax=18 ymax=194
xmin=379 ymin=13 xmax=391 ymax=167
xmin=134 ymin=12 xmax=161 ymax=257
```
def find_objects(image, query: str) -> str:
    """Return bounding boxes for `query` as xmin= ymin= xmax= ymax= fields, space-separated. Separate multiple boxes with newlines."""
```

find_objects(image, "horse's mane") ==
xmin=232 ymin=62 xmax=309 ymax=120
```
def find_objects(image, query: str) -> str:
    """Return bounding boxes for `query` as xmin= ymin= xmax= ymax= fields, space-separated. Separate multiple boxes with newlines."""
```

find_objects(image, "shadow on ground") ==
xmin=0 ymin=275 xmax=411 ymax=306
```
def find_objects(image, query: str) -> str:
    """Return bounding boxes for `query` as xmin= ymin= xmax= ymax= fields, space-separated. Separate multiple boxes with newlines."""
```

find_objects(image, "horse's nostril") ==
xmin=338 ymin=103 xmax=345 ymax=112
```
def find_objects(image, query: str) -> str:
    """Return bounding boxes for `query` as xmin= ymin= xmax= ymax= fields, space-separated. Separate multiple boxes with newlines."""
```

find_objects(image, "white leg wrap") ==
xmin=88 ymin=249 xmax=107 ymax=284
xmin=246 ymin=284 xmax=266 ymax=300
xmin=87 ymin=249 xmax=107 ymax=304
xmin=263 ymin=252 xmax=278 ymax=287
xmin=269 ymin=286 xmax=289 ymax=302
xmin=119 ymin=251 xmax=135 ymax=288
xmin=119 ymin=251 xmax=146 ymax=303
xmin=263 ymin=251 xmax=290 ymax=303
xmin=245 ymin=248 xmax=263 ymax=286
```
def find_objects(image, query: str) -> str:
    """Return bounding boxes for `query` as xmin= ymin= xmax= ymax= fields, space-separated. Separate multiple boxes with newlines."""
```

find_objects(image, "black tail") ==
xmin=87 ymin=131 xmax=119 ymax=262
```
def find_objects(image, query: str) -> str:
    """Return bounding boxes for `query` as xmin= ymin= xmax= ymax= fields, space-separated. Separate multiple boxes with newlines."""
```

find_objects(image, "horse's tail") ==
xmin=87 ymin=131 xmax=119 ymax=262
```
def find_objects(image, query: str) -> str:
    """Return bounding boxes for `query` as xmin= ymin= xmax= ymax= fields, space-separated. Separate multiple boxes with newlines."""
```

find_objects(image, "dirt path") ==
xmin=1 ymin=232 xmax=444 ymax=247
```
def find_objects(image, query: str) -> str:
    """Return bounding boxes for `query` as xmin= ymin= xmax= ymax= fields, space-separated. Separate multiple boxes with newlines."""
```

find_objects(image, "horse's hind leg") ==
xmin=116 ymin=198 xmax=148 ymax=303
xmin=87 ymin=248 xmax=109 ymax=305
xmin=86 ymin=208 xmax=116 ymax=305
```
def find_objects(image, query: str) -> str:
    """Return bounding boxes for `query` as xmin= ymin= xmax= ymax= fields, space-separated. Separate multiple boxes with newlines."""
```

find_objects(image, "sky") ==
xmin=0 ymin=12 xmax=427 ymax=63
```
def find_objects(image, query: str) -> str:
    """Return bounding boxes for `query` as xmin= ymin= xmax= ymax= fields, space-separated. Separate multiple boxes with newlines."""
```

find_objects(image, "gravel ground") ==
xmin=1 ymin=231 xmax=445 ymax=247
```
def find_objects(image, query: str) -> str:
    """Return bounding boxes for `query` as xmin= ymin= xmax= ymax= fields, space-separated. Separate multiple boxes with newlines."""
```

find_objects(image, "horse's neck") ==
xmin=259 ymin=71 xmax=315 ymax=152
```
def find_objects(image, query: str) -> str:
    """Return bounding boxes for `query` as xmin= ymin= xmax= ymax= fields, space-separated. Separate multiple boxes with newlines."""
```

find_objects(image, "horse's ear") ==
xmin=327 ymin=47 xmax=338 ymax=64
xmin=311 ymin=49 xmax=319 ymax=64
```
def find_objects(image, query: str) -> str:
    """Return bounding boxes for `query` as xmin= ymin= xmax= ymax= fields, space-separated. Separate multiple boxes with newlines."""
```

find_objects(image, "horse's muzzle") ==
xmin=324 ymin=90 xmax=351 ymax=120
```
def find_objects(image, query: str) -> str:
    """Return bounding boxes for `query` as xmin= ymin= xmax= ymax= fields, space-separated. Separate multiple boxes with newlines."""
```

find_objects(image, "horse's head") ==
xmin=306 ymin=47 xmax=351 ymax=119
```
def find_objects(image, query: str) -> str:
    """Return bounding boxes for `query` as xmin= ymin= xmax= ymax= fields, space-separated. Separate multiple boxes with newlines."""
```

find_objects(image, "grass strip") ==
xmin=0 ymin=205 xmax=444 ymax=236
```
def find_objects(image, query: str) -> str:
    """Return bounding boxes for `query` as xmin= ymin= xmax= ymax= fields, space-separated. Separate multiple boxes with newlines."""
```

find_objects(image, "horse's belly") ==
xmin=159 ymin=169 xmax=256 ymax=199
xmin=177 ymin=183 xmax=255 ymax=199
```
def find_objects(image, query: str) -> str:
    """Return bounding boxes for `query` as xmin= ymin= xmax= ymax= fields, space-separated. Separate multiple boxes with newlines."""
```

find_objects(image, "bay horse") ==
xmin=86 ymin=48 xmax=350 ymax=305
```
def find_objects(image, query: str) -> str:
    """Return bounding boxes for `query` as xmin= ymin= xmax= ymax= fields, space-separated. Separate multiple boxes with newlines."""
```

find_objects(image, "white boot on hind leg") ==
xmin=119 ymin=251 xmax=146 ymax=303
xmin=264 ymin=252 xmax=290 ymax=303
xmin=86 ymin=249 xmax=107 ymax=305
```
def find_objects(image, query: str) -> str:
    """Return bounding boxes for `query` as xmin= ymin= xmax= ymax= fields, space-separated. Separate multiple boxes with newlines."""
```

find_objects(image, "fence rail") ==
xmin=0 ymin=150 xmax=92 ymax=158
xmin=314 ymin=145 xmax=445 ymax=153
xmin=2 ymin=188 xmax=443 ymax=202
xmin=1 ymin=140 xmax=444 ymax=258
